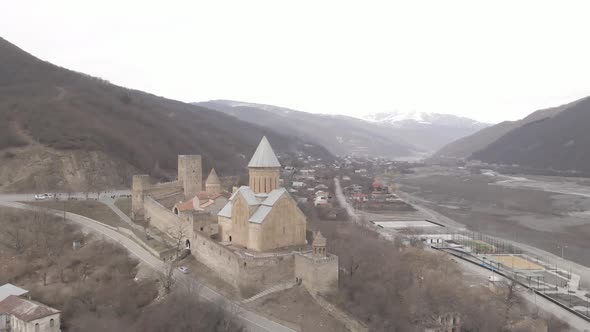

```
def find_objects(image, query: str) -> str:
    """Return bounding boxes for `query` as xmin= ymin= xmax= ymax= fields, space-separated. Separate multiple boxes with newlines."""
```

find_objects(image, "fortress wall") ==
xmin=295 ymin=253 xmax=339 ymax=295
xmin=153 ymin=192 xmax=185 ymax=209
xmin=144 ymin=196 xmax=182 ymax=234
xmin=191 ymin=231 xmax=297 ymax=294
xmin=238 ymin=253 xmax=295 ymax=294
xmin=145 ymin=181 xmax=181 ymax=199
xmin=192 ymin=232 xmax=240 ymax=287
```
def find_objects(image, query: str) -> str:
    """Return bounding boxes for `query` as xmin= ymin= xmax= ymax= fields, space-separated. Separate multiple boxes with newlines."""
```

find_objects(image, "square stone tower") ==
xmin=178 ymin=155 xmax=202 ymax=199
xmin=131 ymin=174 xmax=151 ymax=221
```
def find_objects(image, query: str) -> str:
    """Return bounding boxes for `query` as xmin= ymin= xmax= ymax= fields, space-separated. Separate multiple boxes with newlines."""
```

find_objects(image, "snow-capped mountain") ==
xmin=196 ymin=100 xmax=492 ymax=156
xmin=363 ymin=111 xmax=489 ymax=129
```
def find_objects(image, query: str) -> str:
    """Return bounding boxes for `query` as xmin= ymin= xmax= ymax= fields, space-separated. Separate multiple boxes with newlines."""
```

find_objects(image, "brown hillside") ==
xmin=0 ymin=37 xmax=332 ymax=192
xmin=433 ymin=102 xmax=573 ymax=159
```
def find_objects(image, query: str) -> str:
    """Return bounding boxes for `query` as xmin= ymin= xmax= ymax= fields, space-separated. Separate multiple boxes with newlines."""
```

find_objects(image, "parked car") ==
xmin=34 ymin=193 xmax=51 ymax=200
xmin=178 ymin=266 xmax=189 ymax=274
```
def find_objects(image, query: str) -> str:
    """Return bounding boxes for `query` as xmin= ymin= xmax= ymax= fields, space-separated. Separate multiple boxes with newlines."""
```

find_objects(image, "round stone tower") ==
xmin=178 ymin=155 xmax=202 ymax=199
xmin=248 ymin=136 xmax=281 ymax=194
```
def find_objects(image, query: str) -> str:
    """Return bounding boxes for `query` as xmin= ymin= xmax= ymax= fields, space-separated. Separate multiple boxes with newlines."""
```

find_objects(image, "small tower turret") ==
xmin=205 ymin=168 xmax=221 ymax=195
xmin=312 ymin=231 xmax=327 ymax=257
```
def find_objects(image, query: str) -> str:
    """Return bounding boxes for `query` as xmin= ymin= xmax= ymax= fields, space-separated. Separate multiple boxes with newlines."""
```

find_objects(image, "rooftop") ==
xmin=206 ymin=168 xmax=221 ymax=185
xmin=0 ymin=295 xmax=59 ymax=322
xmin=0 ymin=284 xmax=28 ymax=301
xmin=219 ymin=187 xmax=289 ymax=223
xmin=247 ymin=136 xmax=281 ymax=168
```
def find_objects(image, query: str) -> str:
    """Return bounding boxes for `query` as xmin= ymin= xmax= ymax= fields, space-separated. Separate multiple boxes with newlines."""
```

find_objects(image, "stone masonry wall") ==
xmin=192 ymin=232 xmax=240 ymax=287
xmin=295 ymin=253 xmax=339 ymax=295
xmin=178 ymin=155 xmax=202 ymax=199
xmin=144 ymin=196 xmax=183 ymax=235
xmin=191 ymin=231 xmax=296 ymax=295
xmin=238 ymin=253 xmax=295 ymax=295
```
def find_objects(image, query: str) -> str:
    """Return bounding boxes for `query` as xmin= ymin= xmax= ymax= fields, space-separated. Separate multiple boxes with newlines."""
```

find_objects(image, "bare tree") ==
xmin=168 ymin=218 xmax=190 ymax=256
xmin=501 ymin=280 xmax=524 ymax=324
xmin=159 ymin=260 xmax=176 ymax=294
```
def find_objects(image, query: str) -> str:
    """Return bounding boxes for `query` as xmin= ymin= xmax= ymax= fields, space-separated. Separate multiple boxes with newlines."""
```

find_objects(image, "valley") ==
xmin=397 ymin=167 xmax=590 ymax=269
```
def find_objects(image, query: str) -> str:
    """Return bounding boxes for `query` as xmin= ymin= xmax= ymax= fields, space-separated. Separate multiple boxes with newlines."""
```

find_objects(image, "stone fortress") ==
xmin=131 ymin=136 xmax=338 ymax=295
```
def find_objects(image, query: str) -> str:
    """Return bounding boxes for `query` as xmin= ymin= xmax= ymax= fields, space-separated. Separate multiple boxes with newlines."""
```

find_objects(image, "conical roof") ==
xmin=312 ymin=231 xmax=327 ymax=247
xmin=248 ymin=136 xmax=281 ymax=168
xmin=206 ymin=168 xmax=220 ymax=185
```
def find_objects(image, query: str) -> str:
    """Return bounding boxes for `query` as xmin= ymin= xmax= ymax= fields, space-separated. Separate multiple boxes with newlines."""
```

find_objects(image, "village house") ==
xmin=0 ymin=287 xmax=60 ymax=332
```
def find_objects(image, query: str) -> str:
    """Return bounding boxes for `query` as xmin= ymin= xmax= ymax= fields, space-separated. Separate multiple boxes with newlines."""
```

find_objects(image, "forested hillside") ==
xmin=0 ymin=37 xmax=331 ymax=191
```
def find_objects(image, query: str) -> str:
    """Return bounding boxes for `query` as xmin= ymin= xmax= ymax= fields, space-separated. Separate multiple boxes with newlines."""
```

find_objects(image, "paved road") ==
xmin=0 ymin=197 xmax=294 ymax=332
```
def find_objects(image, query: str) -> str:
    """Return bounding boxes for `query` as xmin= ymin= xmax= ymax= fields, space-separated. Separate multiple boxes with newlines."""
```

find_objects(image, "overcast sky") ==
xmin=2 ymin=1 xmax=590 ymax=123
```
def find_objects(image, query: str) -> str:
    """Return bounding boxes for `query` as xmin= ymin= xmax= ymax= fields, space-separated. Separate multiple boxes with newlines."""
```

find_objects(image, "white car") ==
xmin=34 ymin=193 xmax=51 ymax=200
xmin=178 ymin=266 xmax=189 ymax=274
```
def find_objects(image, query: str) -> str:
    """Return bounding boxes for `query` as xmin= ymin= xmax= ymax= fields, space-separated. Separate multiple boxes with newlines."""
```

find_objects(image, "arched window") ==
xmin=50 ymin=319 xmax=55 ymax=327
xmin=35 ymin=323 xmax=40 ymax=332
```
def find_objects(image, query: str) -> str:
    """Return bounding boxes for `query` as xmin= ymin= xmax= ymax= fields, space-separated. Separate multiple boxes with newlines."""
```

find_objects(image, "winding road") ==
xmin=0 ymin=193 xmax=294 ymax=332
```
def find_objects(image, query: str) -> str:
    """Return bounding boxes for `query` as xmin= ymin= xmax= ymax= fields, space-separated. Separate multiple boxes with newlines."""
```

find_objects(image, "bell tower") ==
xmin=248 ymin=136 xmax=281 ymax=194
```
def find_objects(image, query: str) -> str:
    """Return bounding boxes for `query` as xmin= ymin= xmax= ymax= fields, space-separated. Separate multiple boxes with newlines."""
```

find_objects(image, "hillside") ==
xmin=0 ymin=37 xmax=332 ymax=192
xmin=195 ymin=100 xmax=419 ymax=158
xmin=471 ymin=96 xmax=590 ymax=173
xmin=433 ymin=102 xmax=573 ymax=159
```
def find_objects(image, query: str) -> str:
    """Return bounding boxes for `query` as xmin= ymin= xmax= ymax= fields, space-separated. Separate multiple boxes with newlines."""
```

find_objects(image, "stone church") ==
xmin=218 ymin=136 xmax=307 ymax=251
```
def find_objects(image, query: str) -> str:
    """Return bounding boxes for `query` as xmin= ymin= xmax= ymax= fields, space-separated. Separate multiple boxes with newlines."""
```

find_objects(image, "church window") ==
xmin=50 ymin=319 xmax=55 ymax=327
xmin=35 ymin=323 xmax=40 ymax=332
xmin=229 ymin=236 xmax=232 ymax=242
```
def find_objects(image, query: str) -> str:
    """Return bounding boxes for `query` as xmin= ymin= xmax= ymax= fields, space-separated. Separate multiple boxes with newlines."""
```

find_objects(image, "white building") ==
xmin=0 ymin=284 xmax=28 ymax=302
xmin=0 ymin=295 xmax=60 ymax=332
xmin=292 ymin=181 xmax=306 ymax=188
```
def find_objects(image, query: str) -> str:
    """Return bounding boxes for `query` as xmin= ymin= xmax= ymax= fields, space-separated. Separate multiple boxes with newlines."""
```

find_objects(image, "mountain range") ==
xmin=0 ymin=37 xmax=332 ymax=192
xmin=195 ymin=100 xmax=488 ymax=158
xmin=434 ymin=97 xmax=590 ymax=174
